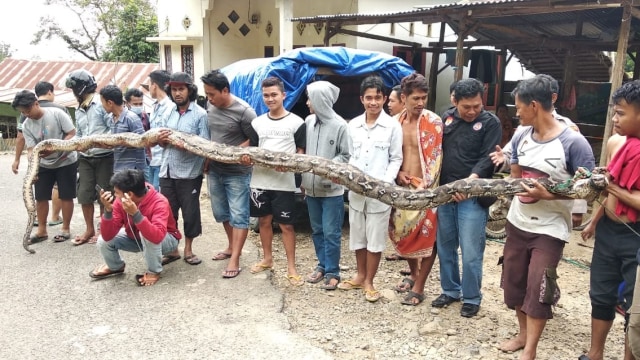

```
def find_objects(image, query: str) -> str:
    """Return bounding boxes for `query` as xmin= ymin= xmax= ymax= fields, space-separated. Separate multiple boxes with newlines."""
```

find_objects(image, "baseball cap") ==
xmin=167 ymin=72 xmax=193 ymax=85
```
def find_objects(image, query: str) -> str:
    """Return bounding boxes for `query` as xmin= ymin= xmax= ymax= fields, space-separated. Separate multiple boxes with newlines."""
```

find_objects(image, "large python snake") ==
xmin=22 ymin=128 xmax=608 ymax=253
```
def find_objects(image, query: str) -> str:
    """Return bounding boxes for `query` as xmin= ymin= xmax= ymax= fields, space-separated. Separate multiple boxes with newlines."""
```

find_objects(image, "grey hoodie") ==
xmin=302 ymin=81 xmax=352 ymax=197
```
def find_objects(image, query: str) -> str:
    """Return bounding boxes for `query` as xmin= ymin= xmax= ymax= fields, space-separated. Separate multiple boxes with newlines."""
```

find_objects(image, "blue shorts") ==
xmin=207 ymin=170 xmax=251 ymax=229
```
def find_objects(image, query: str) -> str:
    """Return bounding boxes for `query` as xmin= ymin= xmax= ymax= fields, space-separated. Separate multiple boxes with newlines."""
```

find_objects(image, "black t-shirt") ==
xmin=439 ymin=108 xmax=502 ymax=184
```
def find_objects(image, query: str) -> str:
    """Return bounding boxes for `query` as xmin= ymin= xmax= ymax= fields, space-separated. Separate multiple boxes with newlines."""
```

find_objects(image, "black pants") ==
xmin=159 ymin=176 xmax=203 ymax=239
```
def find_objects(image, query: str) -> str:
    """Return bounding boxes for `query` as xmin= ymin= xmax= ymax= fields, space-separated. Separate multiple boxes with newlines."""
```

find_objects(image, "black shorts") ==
xmin=250 ymin=189 xmax=296 ymax=224
xmin=34 ymin=162 xmax=78 ymax=201
xmin=160 ymin=176 xmax=203 ymax=239
xmin=590 ymin=216 xmax=640 ymax=321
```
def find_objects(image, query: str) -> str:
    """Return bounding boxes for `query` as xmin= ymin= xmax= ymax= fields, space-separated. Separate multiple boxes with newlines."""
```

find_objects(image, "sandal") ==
xmin=385 ymin=253 xmax=406 ymax=261
xmin=53 ymin=232 xmax=71 ymax=243
xmin=287 ymin=274 xmax=305 ymax=286
xmin=48 ymin=219 xmax=63 ymax=226
xmin=394 ymin=277 xmax=415 ymax=293
xmin=161 ymin=254 xmax=181 ymax=265
xmin=337 ymin=280 xmax=364 ymax=290
xmin=319 ymin=276 xmax=340 ymax=290
xmin=365 ymin=289 xmax=381 ymax=302
xmin=250 ymin=263 xmax=273 ymax=274
xmin=212 ymin=252 xmax=231 ymax=261
xmin=222 ymin=268 xmax=242 ymax=279
xmin=401 ymin=290 xmax=425 ymax=306
xmin=135 ymin=272 xmax=160 ymax=286
xmin=89 ymin=264 xmax=125 ymax=279
xmin=305 ymin=268 xmax=325 ymax=284
xmin=28 ymin=234 xmax=48 ymax=245
xmin=183 ymin=254 xmax=202 ymax=265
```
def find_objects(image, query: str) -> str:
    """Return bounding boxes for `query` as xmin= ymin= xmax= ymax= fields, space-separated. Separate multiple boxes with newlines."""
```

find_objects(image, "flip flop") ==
xmin=161 ymin=254 xmax=181 ymax=265
xmin=365 ymin=289 xmax=381 ymax=302
xmin=183 ymin=254 xmax=202 ymax=265
xmin=250 ymin=263 xmax=273 ymax=274
xmin=399 ymin=267 xmax=411 ymax=276
xmin=394 ymin=277 xmax=415 ymax=293
xmin=135 ymin=272 xmax=160 ymax=286
xmin=48 ymin=219 xmax=63 ymax=226
xmin=287 ymin=274 xmax=304 ymax=286
xmin=212 ymin=252 xmax=232 ymax=261
xmin=89 ymin=265 xmax=125 ymax=279
xmin=222 ymin=268 xmax=242 ymax=279
xmin=337 ymin=280 xmax=364 ymax=290
xmin=401 ymin=290 xmax=425 ymax=306
xmin=71 ymin=235 xmax=91 ymax=246
xmin=385 ymin=253 xmax=406 ymax=261
xmin=28 ymin=234 xmax=48 ymax=245
xmin=305 ymin=269 xmax=325 ymax=284
xmin=53 ymin=232 xmax=71 ymax=243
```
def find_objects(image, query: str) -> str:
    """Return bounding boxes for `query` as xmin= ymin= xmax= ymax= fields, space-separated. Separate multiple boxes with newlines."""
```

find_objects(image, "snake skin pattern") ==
xmin=22 ymin=128 xmax=608 ymax=253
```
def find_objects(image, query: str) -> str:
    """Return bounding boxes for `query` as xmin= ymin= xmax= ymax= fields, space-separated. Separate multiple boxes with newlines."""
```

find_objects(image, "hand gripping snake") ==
xmin=22 ymin=128 xmax=609 ymax=253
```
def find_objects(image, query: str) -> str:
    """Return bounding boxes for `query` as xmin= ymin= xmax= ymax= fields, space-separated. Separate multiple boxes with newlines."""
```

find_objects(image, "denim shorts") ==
xmin=207 ymin=170 xmax=251 ymax=229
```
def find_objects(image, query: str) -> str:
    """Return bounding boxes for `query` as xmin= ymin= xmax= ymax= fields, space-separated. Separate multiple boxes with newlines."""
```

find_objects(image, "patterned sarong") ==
xmin=388 ymin=109 xmax=443 ymax=258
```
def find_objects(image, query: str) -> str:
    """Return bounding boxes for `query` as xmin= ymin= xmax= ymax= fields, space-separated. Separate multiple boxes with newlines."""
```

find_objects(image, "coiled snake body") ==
xmin=23 ymin=128 xmax=608 ymax=253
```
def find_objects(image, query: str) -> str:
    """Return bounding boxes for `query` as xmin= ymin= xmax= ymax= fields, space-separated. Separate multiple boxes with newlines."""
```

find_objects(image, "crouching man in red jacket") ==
xmin=89 ymin=169 xmax=182 ymax=286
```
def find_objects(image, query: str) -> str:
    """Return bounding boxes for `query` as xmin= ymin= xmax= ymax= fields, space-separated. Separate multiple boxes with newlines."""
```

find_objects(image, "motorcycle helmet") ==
xmin=65 ymin=69 xmax=97 ymax=97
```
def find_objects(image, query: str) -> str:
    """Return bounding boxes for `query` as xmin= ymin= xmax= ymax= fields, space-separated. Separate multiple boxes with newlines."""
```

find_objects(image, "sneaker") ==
xmin=460 ymin=303 xmax=480 ymax=318
xmin=431 ymin=294 xmax=460 ymax=308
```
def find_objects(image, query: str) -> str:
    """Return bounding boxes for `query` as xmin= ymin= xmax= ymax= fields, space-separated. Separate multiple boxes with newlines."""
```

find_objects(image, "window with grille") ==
xmin=164 ymin=45 xmax=172 ymax=73
xmin=181 ymin=45 xmax=194 ymax=79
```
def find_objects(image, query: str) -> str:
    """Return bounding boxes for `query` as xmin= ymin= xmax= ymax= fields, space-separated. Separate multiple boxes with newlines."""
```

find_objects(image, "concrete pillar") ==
xmin=277 ymin=0 xmax=293 ymax=54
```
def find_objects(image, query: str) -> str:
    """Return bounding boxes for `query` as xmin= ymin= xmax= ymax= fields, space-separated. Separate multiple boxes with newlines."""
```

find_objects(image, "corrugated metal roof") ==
xmin=0 ymin=58 xmax=160 ymax=108
xmin=291 ymin=0 xmax=529 ymax=22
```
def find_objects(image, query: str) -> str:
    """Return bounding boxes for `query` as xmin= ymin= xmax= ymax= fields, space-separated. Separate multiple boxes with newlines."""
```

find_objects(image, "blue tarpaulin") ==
xmin=220 ymin=47 xmax=414 ymax=115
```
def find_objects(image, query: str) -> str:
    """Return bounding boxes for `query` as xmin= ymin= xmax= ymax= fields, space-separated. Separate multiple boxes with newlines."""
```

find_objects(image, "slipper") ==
xmin=320 ymin=277 xmax=339 ymax=290
xmin=33 ymin=220 xmax=39 ymax=227
xmin=48 ymin=219 xmax=63 ymax=226
xmin=287 ymin=274 xmax=305 ymax=286
xmin=400 ymin=267 xmax=411 ymax=276
xmin=385 ymin=253 xmax=406 ymax=261
xmin=250 ymin=263 xmax=273 ymax=274
xmin=337 ymin=280 xmax=364 ymax=290
xmin=578 ymin=356 xmax=591 ymax=360
xmin=28 ymin=234 xmax=48 ymax=245
xmin=89 ymin=264 xmax=125 ymax=279
xmin=305 ymin=269 xmax=325 ymax=284
xmin=135 ymin=272 xmax=160 ymax=286
xmin=212 ymin=252 xmax=232 ymax=261
xmin=401 ymin=290 xmax=425 ymax=306
xmin=183 ymin=254 xmax=202 ymax=265
xmin=71 ymin=235 xmax=91 ymax=246
xmin=222 ymin=268 xmax=242 ymax=279
xmin=394 ymin=277 xmax=415 ymax=293
xmin=53 ymin=233 xmax=71 ymax=243
xmin=87 ymin=235 xmax=98 ymax=244
xmin=161 ymin=254 xmax=181 ymax=265
xmin=365 ymin=289 xmax=381 ymax=302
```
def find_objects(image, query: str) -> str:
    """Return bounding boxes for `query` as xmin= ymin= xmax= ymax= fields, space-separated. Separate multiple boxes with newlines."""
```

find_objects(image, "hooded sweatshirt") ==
xmin=301 ymin=81 xmax=352 ymax=197
xmin=101 ymin=184 xmax=182 ymax=244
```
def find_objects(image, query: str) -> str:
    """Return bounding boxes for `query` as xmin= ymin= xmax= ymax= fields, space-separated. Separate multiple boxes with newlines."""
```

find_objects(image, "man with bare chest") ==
xmin=581 ymin=80 xmax=640 ymax=360
xmin=390 ymin=73 xmax=443 ymax=306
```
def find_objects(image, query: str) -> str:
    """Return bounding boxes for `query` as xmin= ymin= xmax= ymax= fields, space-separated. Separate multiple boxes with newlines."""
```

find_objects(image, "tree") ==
xmin=0 ymin=42 xmax=12 ymax=62
xmin=102 ymin=1 xmax=159 ymax=63
xmin=32 ymin=0 xmax=158 ymax=63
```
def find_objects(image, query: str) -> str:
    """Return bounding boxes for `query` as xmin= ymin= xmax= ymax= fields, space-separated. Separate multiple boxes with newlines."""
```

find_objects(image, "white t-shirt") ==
xmin=507 ymin=127 xmax=595 ymax=241
xmin=250 ymin=112 xmax=305 ymax=191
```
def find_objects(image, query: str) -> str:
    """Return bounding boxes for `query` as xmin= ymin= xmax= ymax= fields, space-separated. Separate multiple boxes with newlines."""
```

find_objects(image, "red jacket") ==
xmin=100 ymin=184 xmax=182 ymax=244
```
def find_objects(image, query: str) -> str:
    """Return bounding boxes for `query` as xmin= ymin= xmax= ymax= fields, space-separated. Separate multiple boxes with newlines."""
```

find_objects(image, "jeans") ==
xmin=306 ymin=195 xmax=344 ymax=279
xmin=97 ymin=229 xmax=179 ymax=274
xmin=436 ymin=198 xmax=488 ymax=305
xmin=145 ymin=165 xmax=160 ymax=191
xmin=207 ymin=170 xmax=251 ymax=229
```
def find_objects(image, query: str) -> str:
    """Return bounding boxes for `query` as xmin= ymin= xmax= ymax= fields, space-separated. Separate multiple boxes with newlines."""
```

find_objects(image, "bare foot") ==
xmin=72 ymin=230 xmax=96 ymax=245
xmin=499 ymin=336 xmax=526 ymax=353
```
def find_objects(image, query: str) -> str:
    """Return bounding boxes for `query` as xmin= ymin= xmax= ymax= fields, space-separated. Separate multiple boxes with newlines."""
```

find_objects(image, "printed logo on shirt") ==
xmin=445 ymin=117 xmax=454 ymax=126
xmin=473 ymin=122 xmax=483 ymax=131
xmin=329 ymin=140 xmax=335 ymax=145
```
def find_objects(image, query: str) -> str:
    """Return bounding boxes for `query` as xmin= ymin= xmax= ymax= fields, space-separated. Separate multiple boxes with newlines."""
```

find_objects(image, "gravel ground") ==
xmin=248 ymin=220 xmax=628 ymax=360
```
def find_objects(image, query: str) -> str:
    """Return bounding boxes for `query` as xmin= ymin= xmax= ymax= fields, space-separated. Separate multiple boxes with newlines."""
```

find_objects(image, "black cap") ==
xmin=167 ymin=72 xmax=193 ymax=85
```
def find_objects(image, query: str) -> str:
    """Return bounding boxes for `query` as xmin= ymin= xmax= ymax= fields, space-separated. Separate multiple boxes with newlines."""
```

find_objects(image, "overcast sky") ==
xmin=0 ymin=0 xmax=86 ymax=61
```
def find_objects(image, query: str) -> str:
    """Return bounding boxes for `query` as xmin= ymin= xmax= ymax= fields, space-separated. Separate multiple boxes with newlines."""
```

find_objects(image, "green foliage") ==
xmin=32 ymin=0 xmax=158 ymax=63
xmin=0 ymin=42 xmax=12 ymax=62
xmin=625 ymin=52 xmax=636 ymax=77
xmin=101 ymin=0 xmax=159 ymax=63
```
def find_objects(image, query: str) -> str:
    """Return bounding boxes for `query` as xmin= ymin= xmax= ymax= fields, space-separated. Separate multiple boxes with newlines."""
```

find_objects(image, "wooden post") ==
xmin=495 ymin=48 xmax=507 ymax=106
xmin=428 ymin=22 xmax=446 ymax=111
xmin=454 ymin=24 xmax=466 ymax=81
xmin=560 ymin=48 xmax=577 ymax=120
xmin=600 ymin=2 xmax=632 ymax=166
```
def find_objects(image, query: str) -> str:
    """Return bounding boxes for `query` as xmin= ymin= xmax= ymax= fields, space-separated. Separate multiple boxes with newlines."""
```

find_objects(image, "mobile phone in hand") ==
xmin=95 ymin=184 xmax=114 ymax=203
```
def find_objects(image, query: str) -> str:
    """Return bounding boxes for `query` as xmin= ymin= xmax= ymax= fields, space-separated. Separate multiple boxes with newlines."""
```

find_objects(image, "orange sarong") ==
xmin=388 ymin=109 xmax=443 ymax=258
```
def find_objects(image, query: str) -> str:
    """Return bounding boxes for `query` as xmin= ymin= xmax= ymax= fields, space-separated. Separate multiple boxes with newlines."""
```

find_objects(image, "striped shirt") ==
xmin=160 ymin=101 xmax=210 ymax=179
xmin=110 ymin=109 xmax=147 ymax=172
xmin=149 ymin=96 xmax=176 ymax=166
